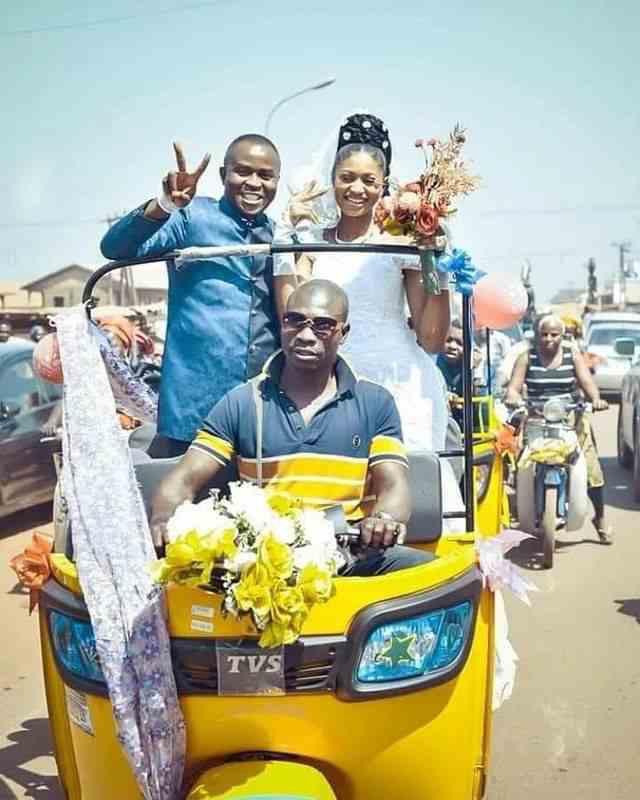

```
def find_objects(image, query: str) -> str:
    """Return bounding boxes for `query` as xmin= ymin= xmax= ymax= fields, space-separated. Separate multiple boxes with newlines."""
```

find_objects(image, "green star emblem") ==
xmin=375 ymin=631 xmax=418 ymax=668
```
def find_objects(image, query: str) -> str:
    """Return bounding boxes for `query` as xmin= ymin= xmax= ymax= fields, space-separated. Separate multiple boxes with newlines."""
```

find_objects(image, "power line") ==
xmin=1 ymin=1 xmax=227 ymax=36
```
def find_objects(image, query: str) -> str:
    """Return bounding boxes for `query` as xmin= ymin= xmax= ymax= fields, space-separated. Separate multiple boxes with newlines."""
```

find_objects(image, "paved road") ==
xmin=0 ymin=407 xmax=638 ymax=799
xmin=489 ymin=407 xmax=640 ymax=799
xmin=0 ymin=505 xmax=61 ymax=800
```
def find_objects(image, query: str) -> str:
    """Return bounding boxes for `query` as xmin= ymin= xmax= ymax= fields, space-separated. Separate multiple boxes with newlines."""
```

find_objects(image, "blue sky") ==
xmin=2 ymin=0 xmax=638 ymax=299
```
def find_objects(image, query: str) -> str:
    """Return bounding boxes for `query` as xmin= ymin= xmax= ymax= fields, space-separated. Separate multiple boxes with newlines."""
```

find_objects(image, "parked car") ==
xmin=617 ymin=337 xmax=640 ymax=498
xmin=583 ymin=311 xmax=640 ymax=340
xmin=0 ymin=338 xmax=62 ymax=519
xmin=585 ymin=317 xmax=640 ymax=397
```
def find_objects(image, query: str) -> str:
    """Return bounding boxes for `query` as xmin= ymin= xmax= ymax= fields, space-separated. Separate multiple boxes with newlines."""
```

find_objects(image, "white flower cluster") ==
xmin=166 ymin=482 xmax=345 ymax=574
xmin=294 ymin=508 xmax=344 ymax=571
xmin=166 ymin=497 xmax=230 ymax=542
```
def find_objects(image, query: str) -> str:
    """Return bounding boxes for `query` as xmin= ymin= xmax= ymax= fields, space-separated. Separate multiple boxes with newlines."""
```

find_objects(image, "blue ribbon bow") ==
xmin=437 ymin=249 xmax=486 ymax=296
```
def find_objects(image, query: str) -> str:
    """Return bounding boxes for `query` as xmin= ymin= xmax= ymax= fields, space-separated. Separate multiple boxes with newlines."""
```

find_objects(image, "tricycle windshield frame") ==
xmin=82 ymin=243 xmax=476 ymax=531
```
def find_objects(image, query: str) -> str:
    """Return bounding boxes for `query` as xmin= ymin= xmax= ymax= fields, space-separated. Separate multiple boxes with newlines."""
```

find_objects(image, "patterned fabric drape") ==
xmin=55 ymin=306 xmax=185 ymax=799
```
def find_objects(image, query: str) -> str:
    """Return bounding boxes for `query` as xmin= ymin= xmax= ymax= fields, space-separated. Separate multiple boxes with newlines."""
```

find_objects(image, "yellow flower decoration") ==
xmin=233 ymin=564 xmax=273 ymax=621
xmin=257 ymin=533 xmax=293 ymax=580
xmin=266 ymin=491 xmax=302 ymax=517
xmin=209 ymin=528 xmax=238 ymax=561
xmin=258 ymin=620 xmax=291 ymax=649
xmin=272 ymin=586 xmax=308 ymax=633
xmin=259 ymin=587 xmax=308 ymax=647
xmin=165 ymin=533 xmax=201 ymax=567
xmin=147 ymin=559 xmax=174 ymax=584
xmin=297 ymin=563 xmax=334 ymax=605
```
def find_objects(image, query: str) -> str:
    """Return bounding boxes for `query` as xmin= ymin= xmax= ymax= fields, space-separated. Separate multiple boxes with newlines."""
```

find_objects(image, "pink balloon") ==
xmin=473 ymin=273 xmax=528 ymax=330
xmin=33 ymin=333 xmax=64 ymax=384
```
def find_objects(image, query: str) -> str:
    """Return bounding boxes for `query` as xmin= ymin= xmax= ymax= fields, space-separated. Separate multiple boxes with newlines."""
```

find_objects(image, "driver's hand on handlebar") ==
xmin=592 ymin=398 xmax=608 ymax=411
xmin=161 ymin=142 xmax=211 ymax=209
xmin=150 ymin=516 xmax=171 ymax=552
xmin=358 ymin=513 xmax=406 ymax=552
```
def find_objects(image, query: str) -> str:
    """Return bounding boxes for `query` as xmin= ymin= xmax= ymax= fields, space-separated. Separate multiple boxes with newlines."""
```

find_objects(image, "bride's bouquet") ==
xmin=149 ymin=483 xmax=344 ymax=648
xmin=374 ymin=124 xmax=481 ymax=294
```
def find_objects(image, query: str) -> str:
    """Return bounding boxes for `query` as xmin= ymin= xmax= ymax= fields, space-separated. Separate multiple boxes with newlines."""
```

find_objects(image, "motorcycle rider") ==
xmin=505 ymin=313 xmax=612 ymax=544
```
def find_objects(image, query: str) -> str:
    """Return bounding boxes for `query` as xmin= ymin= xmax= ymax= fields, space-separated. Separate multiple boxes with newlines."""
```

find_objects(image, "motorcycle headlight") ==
xmin=50 ymin=611 xmax=105 ymax=684
xmin=356 ymin=601 xmax=473 ymax=683
xmin=543 ymin=398 xmax=567 ymax=423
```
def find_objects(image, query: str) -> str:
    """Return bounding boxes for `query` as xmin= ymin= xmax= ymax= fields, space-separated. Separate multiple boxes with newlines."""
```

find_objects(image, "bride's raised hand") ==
xmin=287 ymin=180 xmax=328 ymax=227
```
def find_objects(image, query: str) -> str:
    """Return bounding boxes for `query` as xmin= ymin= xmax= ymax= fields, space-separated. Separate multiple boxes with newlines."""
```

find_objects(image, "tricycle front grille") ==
xmin=171 ymin=636 xmax=346 ymax=695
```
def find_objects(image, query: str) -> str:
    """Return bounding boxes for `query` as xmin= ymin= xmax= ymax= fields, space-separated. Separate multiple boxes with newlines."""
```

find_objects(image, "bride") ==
xmin=274 ymin=111 xmax=465 ymax=526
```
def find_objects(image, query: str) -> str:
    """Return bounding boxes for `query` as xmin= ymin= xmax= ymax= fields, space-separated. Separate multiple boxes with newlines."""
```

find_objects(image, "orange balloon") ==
xmin=33 ymin=333 xmax=64 ymax=384
xmin=474 ymin=273 xmax=528 ymax=330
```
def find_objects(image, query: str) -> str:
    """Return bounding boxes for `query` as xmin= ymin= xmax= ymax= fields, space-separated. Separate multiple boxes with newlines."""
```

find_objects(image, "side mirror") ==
xmin=0 ymin=400 xmax=21 ymax=420
xmin=614 ymin=337 xmax=636 ymax=358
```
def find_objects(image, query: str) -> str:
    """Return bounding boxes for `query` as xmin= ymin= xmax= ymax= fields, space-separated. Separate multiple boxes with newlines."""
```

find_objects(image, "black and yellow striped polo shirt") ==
xmin=191 ymin=352 xmax=407 ymax=520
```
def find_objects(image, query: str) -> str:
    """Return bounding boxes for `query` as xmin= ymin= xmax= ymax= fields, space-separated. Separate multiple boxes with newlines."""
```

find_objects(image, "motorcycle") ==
xmin=512 ymin=398 xmax=591 ymax=568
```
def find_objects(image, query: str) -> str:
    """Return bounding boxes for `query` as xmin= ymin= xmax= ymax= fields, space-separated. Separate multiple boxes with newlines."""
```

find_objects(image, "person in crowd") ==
xmin=0 ymin=321 xmax=13 ymax=343
xmin=150 ymin=280 xmax=431 ymax=575
xmin=473 ymin=326 xmax=512 ymax=395
xmin=437 ymin=322 xmax=465 ymax=397
xmin=29 ymin=324 xmax=47 ymax=343
xmin=271 ymin=112 xmax=463 ymax=526
xmin=100 ymin=135 xmax=282 ymax=457
xmin=505 ymin=313 xmax=612 ymax=544
xmin=436 ymin=321 xmax=485 ymax=425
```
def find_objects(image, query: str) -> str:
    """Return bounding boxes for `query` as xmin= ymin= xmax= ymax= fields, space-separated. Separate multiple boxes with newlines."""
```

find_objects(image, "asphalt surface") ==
xmin=0 ymin=407 xmax=638 ymax=799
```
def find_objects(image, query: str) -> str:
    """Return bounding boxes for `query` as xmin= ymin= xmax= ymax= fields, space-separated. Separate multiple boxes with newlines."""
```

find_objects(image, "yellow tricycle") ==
xmin=38 ymin=242 xmax=496 ymax=799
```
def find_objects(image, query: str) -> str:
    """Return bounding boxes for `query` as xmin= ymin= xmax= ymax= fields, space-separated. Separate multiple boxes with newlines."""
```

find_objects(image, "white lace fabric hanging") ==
xmin=55 ymin=306 xmax=185 ymax=800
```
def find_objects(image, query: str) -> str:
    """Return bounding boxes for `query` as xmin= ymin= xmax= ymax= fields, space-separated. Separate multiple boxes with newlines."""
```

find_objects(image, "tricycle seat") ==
xmin=404 ymin=451 xmax=443 ymax=543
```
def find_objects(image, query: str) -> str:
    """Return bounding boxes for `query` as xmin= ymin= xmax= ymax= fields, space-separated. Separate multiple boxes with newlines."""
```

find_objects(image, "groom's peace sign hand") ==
xmin=162 ymin=142 xmax=211 ymax=208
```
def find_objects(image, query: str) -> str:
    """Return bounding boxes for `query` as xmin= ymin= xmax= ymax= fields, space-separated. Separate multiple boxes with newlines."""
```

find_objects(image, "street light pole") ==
xmin=611 ymin=240 xmax=632 ymax=309
xmin=265 ymin=78 xmax=336 ymax=137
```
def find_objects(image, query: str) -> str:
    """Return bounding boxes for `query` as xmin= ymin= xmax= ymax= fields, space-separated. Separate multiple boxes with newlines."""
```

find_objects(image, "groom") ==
xmin=101 ymin=135 xmax=282 ymax=457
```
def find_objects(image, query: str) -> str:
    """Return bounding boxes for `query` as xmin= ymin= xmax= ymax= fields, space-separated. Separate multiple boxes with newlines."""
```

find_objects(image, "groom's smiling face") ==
xmin=220 ymin=141 xmax=281 ymax=218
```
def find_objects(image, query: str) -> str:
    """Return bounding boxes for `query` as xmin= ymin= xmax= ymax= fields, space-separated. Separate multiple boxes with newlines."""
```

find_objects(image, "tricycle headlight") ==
xmin=50 ymin=611 xmax=105 ymax=684
xmin=356 ymin=601 xmax=473 ymax=683
xmin=543 ymin=398 xmax=567 ymax=423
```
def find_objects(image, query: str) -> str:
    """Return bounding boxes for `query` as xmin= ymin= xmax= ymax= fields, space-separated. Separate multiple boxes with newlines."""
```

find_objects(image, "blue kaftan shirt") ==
xmin=100 ymin=196 xmax=279 ymax=442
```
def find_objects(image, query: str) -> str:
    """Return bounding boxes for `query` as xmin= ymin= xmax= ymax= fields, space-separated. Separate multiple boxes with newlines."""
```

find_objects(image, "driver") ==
xmin=150 ymin=279 xmax=432 ymax=575
xmin=505 ymin=313 xmax=612 ymax=544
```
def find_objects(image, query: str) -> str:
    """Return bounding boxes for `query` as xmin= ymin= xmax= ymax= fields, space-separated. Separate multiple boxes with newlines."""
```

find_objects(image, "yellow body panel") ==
xmin=186 ymin=761 xmax=337 ymax=799
xmin=43 ymin=538 xmax=493 ymax=800
xmin=472 ymin=396 xmax=508 ymax=539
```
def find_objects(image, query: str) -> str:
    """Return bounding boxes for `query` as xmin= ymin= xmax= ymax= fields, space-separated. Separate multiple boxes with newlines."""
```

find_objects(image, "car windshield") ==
xmin=588 ymin=327 xmax=640 ymax=347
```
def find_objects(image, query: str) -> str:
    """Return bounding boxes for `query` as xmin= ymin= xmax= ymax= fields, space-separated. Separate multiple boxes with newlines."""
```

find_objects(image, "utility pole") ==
xmin=611 ymin=241 xmax=631 ymax=310
xmin=102 ymin=213 xmax=137 ymax=307
xmin=586 ymin=257 xmax=598 ymax=306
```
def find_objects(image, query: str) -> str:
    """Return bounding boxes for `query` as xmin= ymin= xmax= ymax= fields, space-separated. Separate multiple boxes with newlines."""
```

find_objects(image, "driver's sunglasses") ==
xmin=282 ymin=312 xmax=344 ymax=338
